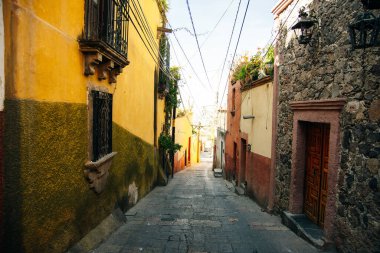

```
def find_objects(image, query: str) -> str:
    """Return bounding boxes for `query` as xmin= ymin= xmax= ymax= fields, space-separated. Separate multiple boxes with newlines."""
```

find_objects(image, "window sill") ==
xmin=84 ymin=152 xmax=118 ymax=193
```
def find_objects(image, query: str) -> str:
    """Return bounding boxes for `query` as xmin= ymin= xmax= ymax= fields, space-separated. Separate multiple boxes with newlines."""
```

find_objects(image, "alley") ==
xmin=93 ymin=156 xmax=323 ymax=253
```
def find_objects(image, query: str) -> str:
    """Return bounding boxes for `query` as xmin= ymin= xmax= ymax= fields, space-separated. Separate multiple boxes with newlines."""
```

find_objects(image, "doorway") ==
xmin=188 ymin=137 xmax=191 ymax=165
xmin=240 ymin=139 xmax=247 ymax=185
xmin=304 ymin=123 xmax=330 ymax=227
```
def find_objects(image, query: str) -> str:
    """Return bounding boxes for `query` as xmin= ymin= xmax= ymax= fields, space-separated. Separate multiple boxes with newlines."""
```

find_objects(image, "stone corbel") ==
xmin=84 ymin=52 xmax=102 ymax=76
xmin=109 ymin=66 xmax=123 ymax=84
xmin=98 ymin=60 xmax=114 ymax=81
xmin=84 ymin=152 xmax=117 ymax=193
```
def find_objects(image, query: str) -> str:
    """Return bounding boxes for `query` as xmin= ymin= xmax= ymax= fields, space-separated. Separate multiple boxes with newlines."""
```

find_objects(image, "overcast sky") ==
xmin=167 ymin=0 xmax=278 ymax=125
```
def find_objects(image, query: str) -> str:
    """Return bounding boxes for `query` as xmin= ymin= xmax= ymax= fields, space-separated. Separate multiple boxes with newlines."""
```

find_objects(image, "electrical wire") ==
xmin=216 ymin=0 xmax=242 ymax=103
xmin=200 ymin=0 xmax=236 ymax=49
xmin=168 ymin=22 xmax=212 ymax=92
xmin=186 ymin=0 xmax=213 ymax=91
xmin=219 ymin=0 xmax=251 ymax=109
xmin=220 ymin=0 xmax=302 ymax=117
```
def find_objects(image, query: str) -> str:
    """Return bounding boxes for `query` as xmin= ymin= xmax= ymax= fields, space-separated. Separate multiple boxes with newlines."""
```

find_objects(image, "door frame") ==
xmin=288 ymin=99 xmax=345 ymax=240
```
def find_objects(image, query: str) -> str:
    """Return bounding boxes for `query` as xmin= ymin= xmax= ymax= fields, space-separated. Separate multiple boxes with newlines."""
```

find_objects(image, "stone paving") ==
xmin=92 ymin=157 xmax=327 ymax=253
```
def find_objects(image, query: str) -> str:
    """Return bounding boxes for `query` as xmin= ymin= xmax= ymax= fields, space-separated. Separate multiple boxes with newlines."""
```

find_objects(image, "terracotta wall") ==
xmin=225 ymin=81 xmax=242 ymax=181
xmin=245 ymin=152 xmax=271 ymax=207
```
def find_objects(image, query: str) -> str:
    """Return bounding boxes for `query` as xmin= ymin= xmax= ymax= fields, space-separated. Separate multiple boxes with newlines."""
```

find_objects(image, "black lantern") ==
xmin=291 ymin=8 xmax=317 ymax=45
xmin=361 ymin=0 xmax=380 ymax=10
xmin=348 ymin=12 xmax=380 ymax=49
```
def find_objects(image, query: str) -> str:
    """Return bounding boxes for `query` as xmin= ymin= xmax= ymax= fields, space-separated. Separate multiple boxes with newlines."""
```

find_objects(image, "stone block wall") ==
xmin=274 ymin=0 xmax=380 ymax=251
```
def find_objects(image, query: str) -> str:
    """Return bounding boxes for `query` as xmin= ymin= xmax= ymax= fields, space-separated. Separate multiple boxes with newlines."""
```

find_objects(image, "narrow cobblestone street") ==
xmin=93 ymin=155 xmax=326 ymax=253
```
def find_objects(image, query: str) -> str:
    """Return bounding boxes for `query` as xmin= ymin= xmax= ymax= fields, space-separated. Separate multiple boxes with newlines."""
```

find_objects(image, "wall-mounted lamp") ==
xmin=291 ymin=7 xmax=317 ymax=46
xmin=361 ymin=0 xmax=380 ymax=9
xmin=348 ymin=1 xmax=380 ymax=49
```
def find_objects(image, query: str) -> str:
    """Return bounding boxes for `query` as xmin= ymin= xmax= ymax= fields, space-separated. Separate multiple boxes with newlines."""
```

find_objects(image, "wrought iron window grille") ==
xmin=92 ymin=90 xmax=113 ymax=161
xmin=80 ymin=0 xmax=130 ymax=83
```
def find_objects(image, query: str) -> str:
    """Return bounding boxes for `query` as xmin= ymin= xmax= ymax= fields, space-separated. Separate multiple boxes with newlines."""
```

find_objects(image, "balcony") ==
xmin=79 ymin=0 xmax=130 ymax=83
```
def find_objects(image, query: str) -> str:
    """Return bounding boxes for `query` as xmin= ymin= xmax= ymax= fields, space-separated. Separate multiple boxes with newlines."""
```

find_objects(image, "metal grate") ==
xmin=84 ymin=0 xmax=130 ymax=56
xmin=92 ymin=90 xmax=113 ymax=161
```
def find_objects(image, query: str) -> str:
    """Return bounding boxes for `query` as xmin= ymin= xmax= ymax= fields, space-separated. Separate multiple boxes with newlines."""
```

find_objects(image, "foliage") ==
xmin=158 ymin=0 xmax=169 ymax=13
xmin=165 ymin=67 xmax=181 ymax=113
xmin=158 ymin=133 xmax=182 ymax=153
xmin=231 ymin=45 xmax=274 ymax=84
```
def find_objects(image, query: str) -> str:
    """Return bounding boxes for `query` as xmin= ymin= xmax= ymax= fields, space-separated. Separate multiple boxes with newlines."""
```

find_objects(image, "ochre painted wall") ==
xmin=3 ymin=0 xmax=165 ymax=252
xmin=240 ymin=81 xmax=273 ymax=158
xmin=174 ymin=114 xmax=199 ymax=171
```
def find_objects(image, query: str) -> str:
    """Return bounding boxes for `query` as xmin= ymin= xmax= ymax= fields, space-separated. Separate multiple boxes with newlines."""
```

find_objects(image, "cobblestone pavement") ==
xmin=93 ymin=157 xmax=326 ymax=253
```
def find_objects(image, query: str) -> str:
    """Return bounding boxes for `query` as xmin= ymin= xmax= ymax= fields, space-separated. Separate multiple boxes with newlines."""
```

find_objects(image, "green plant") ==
xmin=158 ymin=133 xmax=182 ymax=153
xmin=158 ymin=0 xmax=169 ymax=13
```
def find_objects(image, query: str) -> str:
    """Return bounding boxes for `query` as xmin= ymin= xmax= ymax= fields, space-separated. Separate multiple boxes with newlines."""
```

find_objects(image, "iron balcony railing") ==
xmin=84 ymin=0 xmax=130 ymax=56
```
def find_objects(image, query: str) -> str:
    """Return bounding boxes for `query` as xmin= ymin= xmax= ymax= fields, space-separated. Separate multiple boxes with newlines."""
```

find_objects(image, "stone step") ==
xmin=281 ymin=211 xmax=336 ymax=251
xmin=213 ymin=168 xmax=223 ymax=177
xmin=235 ymin=186 xmax=245 ymax=195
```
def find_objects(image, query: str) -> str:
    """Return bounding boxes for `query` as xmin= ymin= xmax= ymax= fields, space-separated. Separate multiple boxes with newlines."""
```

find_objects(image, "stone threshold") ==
xmin=67 ymin=208 xmax=126 ymax=253
xmin=281 ymin=211 xmax=336 ymax=251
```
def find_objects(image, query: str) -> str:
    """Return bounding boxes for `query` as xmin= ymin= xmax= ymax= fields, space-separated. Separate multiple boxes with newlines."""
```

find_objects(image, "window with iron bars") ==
xmin=83 ymin=0 xmax=130 ymax=59
xmin=92 ymin=90 xmax=113 ymax=161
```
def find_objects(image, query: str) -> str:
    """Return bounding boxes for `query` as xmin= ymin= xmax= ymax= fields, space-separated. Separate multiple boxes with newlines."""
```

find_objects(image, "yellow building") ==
xmin=174 ymin=112 xmax=199 ymax=172
xmin=239 ymin=76 xmax=273 ymax=207
xmin=3 ymin=0 xmax=169 ymax=252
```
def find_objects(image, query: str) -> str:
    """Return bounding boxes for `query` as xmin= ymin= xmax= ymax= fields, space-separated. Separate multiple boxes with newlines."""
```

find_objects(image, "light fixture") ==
xmin=291 ymin=7 xmax=317 ymax=45
xmin=348 ymin=12 xmax=379 ymax=49
xmin=361 ymin=0 xmax=380 ymax=9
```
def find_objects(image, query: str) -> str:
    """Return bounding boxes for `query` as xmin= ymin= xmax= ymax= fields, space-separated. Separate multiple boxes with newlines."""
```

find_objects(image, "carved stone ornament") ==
xmin=84 ymin=152 xmax=117 ymax=193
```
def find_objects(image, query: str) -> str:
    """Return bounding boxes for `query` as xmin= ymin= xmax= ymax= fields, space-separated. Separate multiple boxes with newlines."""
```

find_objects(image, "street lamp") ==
xmin=348 ymin=0 xmax=380 ymax=49
xmin=361 ymin=0 xmax=380 ymax=9
xmin=348 ymin=12 xmax=379 ymax=49
xmin=291 ymin=7 xmax=317 ymax=45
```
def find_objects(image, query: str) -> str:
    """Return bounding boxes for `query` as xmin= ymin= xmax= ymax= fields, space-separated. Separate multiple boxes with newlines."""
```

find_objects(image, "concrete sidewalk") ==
xmin=92 ymin=160 xmax=329 ymax=253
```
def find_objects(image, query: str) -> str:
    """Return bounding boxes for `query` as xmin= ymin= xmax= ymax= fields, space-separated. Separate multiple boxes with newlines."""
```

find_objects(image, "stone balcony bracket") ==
xmin=84 ymin=152 xmax=118 ymax=193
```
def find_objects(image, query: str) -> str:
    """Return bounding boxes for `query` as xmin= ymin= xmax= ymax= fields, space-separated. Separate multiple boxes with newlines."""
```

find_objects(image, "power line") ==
xmin=200 ymin=0 xmax=236 ymax=49
xmin=220 ymin=0 xmax=301 ymax=115
xmin=216 ymin=0 xmax=242 ymax=103
xmin=219 ymin=0 xmax=251 ymax=108
xmin=168 ymin=22 xmax=212 ymax=92
xmin=186 ymin=0 xmax=213 ymax=91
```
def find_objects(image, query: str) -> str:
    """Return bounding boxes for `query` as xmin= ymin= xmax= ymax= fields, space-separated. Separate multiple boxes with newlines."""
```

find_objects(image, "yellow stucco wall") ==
xmin=175 ymin=114 xmax=199 ymax=165
xmin=4 ymin=0 xmax=163 ymax=145
xmin=240 ymin=81 xmax=273 ymax=158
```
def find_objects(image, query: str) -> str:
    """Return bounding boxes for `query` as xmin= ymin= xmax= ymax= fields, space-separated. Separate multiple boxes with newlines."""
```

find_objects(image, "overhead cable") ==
xmin=186 ymin=0 xmax=213 ymax=91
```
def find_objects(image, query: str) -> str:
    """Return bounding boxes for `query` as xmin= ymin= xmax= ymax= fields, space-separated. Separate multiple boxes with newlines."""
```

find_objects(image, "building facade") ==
xmin=174 ymin=113 xmax=199 ymax=172
xmin=3 ymin=0 xmax=169 ymax=252
xmin=225 ymin=80 xmax=243 ymax=182
xmin=240 ymin=77 xmax=273 ymax=207
xmin=271 ymin=0 xmax=380 ymax=251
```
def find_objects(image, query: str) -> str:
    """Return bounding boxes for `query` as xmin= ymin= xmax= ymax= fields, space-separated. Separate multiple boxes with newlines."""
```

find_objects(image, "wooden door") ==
xmin=240 ymin=139 xmax=247 ymax=184
xmin=304 ymin=123 xmax=330 ymax=227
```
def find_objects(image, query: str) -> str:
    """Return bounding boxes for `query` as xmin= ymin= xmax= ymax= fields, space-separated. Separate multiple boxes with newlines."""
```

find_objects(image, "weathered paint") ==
xmin=0 ymin=0 xmax=4 ymax=246
xmin=3 ymin=0 xmax=164 ymax=251
xmin=4 ymin=0 xmax=163 ymax=145
xmin=240 ymin=80 xmax=273 ymax=158
xmin=4 ymin=100 xmax=158 ymax=253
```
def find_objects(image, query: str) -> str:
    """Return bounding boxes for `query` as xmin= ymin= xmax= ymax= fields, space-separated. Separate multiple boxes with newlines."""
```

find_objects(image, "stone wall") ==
xmin=274 ymin=0 xmax=380 ymax=252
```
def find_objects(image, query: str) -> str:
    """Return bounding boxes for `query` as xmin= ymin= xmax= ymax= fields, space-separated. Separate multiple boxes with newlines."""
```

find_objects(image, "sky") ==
xmin=167 ymin=0 xmax=278 ymax=125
